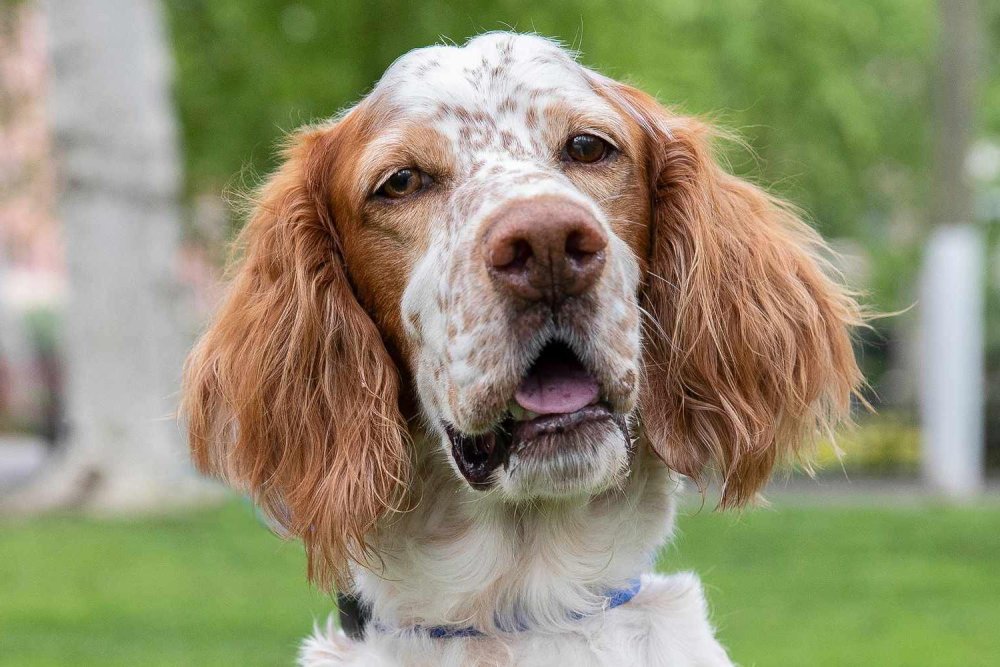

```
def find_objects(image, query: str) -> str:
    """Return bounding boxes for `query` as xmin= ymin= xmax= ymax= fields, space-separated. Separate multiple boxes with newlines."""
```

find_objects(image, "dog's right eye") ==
xmin=564 ymin=134 xmax=611 ymax=164
xmin=376 ymin=168 xmax=425 ymax=199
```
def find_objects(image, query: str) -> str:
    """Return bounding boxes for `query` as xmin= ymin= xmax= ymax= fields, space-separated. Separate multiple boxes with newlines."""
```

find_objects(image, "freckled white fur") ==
xmin=301 ymin=33 xmax=733 ymax=666
xmin=393 ymin=34 xmax=643 ymax=445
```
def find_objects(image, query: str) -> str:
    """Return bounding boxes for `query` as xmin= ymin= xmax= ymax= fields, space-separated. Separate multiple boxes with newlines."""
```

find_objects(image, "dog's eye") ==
xmin=377 ymin=168 xmax=425 ymax=199
xmin=564 ymin=134 xmax=610 ymax=164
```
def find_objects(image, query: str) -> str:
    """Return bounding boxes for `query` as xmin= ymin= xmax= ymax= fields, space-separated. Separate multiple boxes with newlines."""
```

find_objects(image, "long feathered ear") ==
xmin=181 ymin=125 xmax=410 ymax=589
xmin=609 ymin=84 xmax=863 ymax=507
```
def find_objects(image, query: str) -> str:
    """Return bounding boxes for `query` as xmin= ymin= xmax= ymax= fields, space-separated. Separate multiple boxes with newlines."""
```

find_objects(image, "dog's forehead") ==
xmin=372 ymin=33 xmax=598 ymax=118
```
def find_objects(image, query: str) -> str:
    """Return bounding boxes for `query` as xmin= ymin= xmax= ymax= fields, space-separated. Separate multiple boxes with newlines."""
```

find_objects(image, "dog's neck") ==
xmin=353 ymin=433 xmax=679 ymax=633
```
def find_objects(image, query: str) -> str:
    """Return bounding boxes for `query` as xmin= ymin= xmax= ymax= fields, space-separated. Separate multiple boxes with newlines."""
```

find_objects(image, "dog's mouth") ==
xmin=445 ymin=341 xmax=621 ymax=489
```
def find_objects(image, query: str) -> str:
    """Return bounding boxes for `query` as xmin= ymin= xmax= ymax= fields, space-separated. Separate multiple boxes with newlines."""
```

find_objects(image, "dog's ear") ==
xmin=181 ymin=123 xmax=410 ymax=589
xmin=607 ymin=84 xmax=863 ymax=507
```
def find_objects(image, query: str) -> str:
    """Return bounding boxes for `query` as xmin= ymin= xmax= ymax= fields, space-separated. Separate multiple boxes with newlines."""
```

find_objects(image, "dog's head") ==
xmin=183 ymin=33 xmax=862 ymax=588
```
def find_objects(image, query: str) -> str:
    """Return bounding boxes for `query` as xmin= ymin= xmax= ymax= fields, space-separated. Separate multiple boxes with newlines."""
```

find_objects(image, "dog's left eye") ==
xmin=376 ymin=168 xmax=426 ymax=199
xmin=564 ymin=134 xmax=611 ymax=164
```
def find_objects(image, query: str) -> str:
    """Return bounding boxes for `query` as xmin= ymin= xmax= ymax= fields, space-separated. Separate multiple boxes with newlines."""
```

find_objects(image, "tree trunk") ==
xmin=2 ymin=0 xmax=216 ymax=514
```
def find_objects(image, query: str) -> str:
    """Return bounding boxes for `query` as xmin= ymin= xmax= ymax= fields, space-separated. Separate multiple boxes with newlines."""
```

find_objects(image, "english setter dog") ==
xmin=183 ymin=32 xmax=861 ymax=666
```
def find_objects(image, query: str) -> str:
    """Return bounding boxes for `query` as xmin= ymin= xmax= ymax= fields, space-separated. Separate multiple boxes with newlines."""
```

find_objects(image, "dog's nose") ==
xmin=484 ymin=198 xmax=607 ymax=303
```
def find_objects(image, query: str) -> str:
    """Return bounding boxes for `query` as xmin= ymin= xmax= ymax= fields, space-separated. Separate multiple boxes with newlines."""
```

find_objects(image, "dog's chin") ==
xmin=498 ymin=413 xmax=632 ymax=500
xmin=444 ymin=405 xmax=633 ymax=501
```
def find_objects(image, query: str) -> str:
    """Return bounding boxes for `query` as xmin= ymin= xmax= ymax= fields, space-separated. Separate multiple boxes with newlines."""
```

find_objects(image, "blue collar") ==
xmin=378 ymin=578 xmax=642 ymax=639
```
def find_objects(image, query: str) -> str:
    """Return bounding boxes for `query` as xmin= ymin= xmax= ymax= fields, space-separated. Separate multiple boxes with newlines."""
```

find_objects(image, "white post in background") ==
xmin=919 ymin=0 xmax=984 ymax=500
xmin=920 ymin=225 xmax=985 ymax=498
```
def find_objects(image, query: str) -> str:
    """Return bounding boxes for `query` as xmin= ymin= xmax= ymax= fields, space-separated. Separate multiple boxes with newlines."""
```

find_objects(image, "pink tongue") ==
xmin=514 ymin=358 xmax=599 ymax=415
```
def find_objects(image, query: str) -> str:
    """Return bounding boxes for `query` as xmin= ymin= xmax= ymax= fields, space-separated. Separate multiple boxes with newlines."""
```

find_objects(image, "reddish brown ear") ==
xmin=181 ymin=125 xmax=409 ymax=589
xmin=612 ymin=86 xmax=863 ymax=506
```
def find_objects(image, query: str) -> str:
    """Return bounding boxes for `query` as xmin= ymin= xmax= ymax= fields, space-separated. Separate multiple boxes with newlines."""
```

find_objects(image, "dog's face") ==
xmin=346 ymin=35 xmax=649 ymax=499
xmin=183 ymin=33 xmax=862 ymax=587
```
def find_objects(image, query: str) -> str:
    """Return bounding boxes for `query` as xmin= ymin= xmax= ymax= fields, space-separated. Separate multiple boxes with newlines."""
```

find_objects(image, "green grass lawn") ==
xmin=2 ymin=499 xmax=998 ymax=666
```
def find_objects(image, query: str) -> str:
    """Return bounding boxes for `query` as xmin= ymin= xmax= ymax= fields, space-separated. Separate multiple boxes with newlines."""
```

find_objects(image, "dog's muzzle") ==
xmin=445 ymin=341 xmax=627 ymax=489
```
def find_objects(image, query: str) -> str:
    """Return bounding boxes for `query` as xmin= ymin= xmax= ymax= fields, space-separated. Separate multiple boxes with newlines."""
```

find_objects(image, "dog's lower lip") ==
xmin=445 ymin=403 xmax=617 ymax=489
xmin=511 ymin=403 xmax=612 ymax=443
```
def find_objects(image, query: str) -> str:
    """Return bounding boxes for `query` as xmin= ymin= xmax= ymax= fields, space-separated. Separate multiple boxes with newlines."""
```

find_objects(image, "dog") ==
xmin=182 ymin=32 xmax=862 ymax=666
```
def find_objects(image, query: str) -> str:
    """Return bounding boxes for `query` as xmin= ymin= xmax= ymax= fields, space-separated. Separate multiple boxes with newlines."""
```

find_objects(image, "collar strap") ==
xmin=378 ymin=578 xmax=642 ymax=639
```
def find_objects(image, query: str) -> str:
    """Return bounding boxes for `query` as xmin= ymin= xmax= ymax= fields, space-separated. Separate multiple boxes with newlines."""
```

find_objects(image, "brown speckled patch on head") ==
xmin=407 ymin=311 xmax=422 ymax=338
xmin=413 ymin=59 xmax=441 ymax=78
xmin=500 ymin=93 xmax=516 ymax=109
xmin=524 ymin=106 xmax=539 ymax=130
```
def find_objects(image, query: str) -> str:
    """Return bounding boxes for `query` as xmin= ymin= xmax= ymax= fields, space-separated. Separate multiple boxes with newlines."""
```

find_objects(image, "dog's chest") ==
xmin=337 ymin=574 xmax=732 ymax=667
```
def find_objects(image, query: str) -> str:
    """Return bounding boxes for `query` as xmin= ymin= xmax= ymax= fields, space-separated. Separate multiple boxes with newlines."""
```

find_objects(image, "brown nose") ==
xmin=484 ymin=198 xmax=607 ymax=304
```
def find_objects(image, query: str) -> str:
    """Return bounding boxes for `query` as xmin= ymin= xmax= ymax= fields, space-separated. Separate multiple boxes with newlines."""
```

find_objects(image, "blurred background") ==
xmin=1 ymin=1 xmax=998 ymax=665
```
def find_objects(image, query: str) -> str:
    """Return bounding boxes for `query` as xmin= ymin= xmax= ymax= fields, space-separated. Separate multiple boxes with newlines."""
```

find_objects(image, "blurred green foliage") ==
xmin=815 ymin=412 xmax=921 ymax=475
xmin=163 ymin=0 xmax=1000 ymax=311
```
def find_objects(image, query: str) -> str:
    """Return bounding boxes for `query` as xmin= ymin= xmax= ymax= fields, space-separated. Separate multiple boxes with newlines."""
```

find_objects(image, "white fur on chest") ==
xmin=356 ymin=441 xmax=675 ymax=630
xmin=301 ymin=573 xmax=732 ymax=667
xmin=297 ymin=441 xmax=732 ymax=666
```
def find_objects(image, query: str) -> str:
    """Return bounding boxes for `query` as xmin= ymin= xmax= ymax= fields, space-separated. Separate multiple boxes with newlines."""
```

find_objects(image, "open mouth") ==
xmin=445 ymin=341 xmax=619 ymax=489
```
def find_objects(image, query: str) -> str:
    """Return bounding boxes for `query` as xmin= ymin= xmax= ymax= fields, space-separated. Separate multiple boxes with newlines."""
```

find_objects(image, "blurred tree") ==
xmin=2 ymin=0 xmax=214 ymax=513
